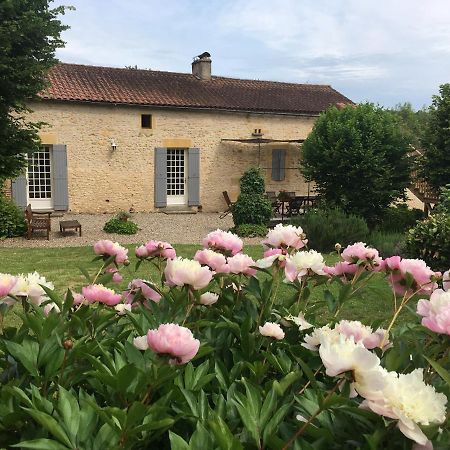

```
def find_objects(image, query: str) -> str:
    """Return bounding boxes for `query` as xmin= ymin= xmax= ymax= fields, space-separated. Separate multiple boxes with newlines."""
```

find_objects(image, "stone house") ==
xmin=10 ymin=54 xmax=351 ymax=213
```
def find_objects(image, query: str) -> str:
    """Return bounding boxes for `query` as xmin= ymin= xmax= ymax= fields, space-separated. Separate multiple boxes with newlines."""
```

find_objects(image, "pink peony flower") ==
xmin=200 ymin=292 xmax=219 ymax=305
xmin=417 ymin=289 xmax=450 ymax=335
xmin=323 ymin=261 xmax=359 ymax=279
xmin=259 ymin=322 xmax=285 ymax=340
xmin=335 ymin=320 xmax=389 ymax=350
xmin=341 ymin=242 xmax=382 ymax=266
xmin=194 ymin=249 xmax=229 ymax=273
xmin=43 ymin=302 xmax=60 ymax=316
xmin=227 ymin=253 xmax=257 ymax=277
xmin=135 ymin=245 xmax=148 ymax=258
xmin=65 ymin=290 xmax=86 ymax=306
xmin=264 ymin=248 xmax=286 ymax=258
xmin=94 ymin=240 xmax=128 ymax=265
xmin=262 ymin=224 xmax=307 ymax=251
xmin=106 ymin=267 xmax=123 ymax=283
xmin=383 ymin=257 xmax=438 ymax=296
xmin=82 ymin=284 xmax=122 ymax=306
xmin=164 ymin=258 xmax=214 ymax=290
xmin=135 ymin=240 xmax=176 ymax=260
xmin=125 ymin=279 xmax=161 ymax=304
xmin=0 ymin=274 xmax=17 ymax=298
xmin=146 ymin=323 xmax=200 ymax=365
xmin=202 ymin=229 xmax=243 ymax=256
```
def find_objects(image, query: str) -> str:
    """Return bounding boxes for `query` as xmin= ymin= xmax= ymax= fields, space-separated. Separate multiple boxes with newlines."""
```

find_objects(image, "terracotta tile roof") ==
xmin=40 ymin=63 xmax=352 ymax=114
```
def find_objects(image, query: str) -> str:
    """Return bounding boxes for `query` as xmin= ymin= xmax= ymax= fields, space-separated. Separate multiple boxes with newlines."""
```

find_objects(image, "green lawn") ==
xmin=0 ymin=244 xmax=401 ymax=327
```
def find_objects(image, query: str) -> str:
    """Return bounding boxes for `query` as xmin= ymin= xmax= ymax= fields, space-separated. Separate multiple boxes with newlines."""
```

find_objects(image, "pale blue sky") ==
xmin=54 ymin=0 xmax=450 ymax=109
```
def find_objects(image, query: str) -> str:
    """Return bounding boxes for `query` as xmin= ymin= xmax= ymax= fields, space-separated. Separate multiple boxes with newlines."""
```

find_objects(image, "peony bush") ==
xmin=0 ymin=228 xmax=449 ymax=449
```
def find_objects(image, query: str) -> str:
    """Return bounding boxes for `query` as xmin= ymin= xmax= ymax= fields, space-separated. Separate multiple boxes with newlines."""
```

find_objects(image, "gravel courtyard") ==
xmin=0 ymin=212 xmax=261 ymax=248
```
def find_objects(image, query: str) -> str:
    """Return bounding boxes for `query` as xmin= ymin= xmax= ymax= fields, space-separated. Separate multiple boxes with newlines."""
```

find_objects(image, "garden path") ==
xmin=0 ymin=212 xmax=260 ymax=248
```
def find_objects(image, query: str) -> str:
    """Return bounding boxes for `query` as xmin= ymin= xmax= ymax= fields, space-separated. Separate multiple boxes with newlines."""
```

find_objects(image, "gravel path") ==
xmin=0 ymin=213 xmax=261 ymax=248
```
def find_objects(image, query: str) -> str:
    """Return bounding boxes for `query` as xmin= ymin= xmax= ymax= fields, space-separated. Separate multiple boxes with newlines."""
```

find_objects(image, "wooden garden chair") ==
xmin=25 ymin=204 xmax=51 ymax=240
xmin=219 ymin=191 xmax=235 ymax=219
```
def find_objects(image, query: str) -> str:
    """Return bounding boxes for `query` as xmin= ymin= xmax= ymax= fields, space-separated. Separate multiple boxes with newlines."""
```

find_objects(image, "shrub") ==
xmin=0 ymin=194 xmax=27 ymax=238
xmin=435 ymin=184 xmax=450 ymax=215
xmin=379 ymin=204 xmax=424 ymax=233
xmin=367 ymin=231 xmax=406 ymax=258
xmin=238 ymin=167 xmax=266 ymax=195
xmin=291 ymin=207 xmax=369 ymax=252
xmin=0 ymin=231 xmax=448 ymax=449
xmin=233 ymin=223 xmax=268 ymax=237
xmin=233 ymin=168 xmax=272 ymax=226
xmin=103 ymin=216 xmax=138 ymax=234
xmin=301 ymin=103 xmax=411 ymax=225
xmin=405 ymin=212 xmax=450 ymax=271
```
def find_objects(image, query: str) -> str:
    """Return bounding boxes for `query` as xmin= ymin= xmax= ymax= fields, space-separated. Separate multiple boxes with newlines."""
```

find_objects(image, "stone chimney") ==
xmin=192 ymin=52 xmax=211 ymax=80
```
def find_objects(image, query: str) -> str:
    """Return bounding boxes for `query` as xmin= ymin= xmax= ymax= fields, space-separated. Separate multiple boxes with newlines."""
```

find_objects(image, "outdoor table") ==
xmin=59 ymin=220 xmax=82 ymax=237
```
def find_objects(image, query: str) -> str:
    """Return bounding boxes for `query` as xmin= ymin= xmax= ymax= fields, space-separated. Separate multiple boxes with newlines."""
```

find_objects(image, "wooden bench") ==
xmin=59 ymin=220 xmax=82 ymax=237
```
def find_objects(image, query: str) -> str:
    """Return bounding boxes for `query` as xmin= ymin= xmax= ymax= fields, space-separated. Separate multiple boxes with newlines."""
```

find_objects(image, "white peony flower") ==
xmin=10 ymin=272 xmax=54 ymax=305
xmin=443 ymin=270 xmax=449 ymax=291
xmin=133 ymin=335 xmax=149 ymax=350
xmin=285 ymin=313 xmax=314 ymax=331
xmin=362 ymin=369 xmax=447 ymax=445
xmin=302 ymin=325 xmax=338 ymax=351
xmin=115 ymin=303 xmax=132 ymax=315
xmin=319 ymin=333 xmax=387 ymax=400
xmin=256 ymin=254 xmax=282 ymax=269
xmin=259 ymin=322 xmax=285 ymax=340
xmin=284 ymin=250 xmax=326 ymax=282
xmin=199 ymin=292 xmax=219 ymax=305
xmin=302 ymin=321 xmax=390 ymax=351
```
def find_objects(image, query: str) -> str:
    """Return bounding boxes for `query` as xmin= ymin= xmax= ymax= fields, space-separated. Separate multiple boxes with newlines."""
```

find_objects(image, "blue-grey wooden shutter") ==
xmin=188 ymin=148 xmax=200 ymax=206
xmin=11 ymin=174 xmax=28 ymax=209
xmin=52 ymin=144 xmax=69 ymax=210
xmin=272 ymin=149 xmax=286 ymax=181
xmin=155 ymin=147 xmax=167 ymax=207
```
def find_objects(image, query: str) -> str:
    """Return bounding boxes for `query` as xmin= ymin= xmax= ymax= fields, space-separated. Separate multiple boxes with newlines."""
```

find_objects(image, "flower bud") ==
xmin=63 ymin=339 xmax=73 ymax=350
xmin=123 ymin=259 xmax=130 ymax=266
xmin=335 ymin=243 xmax=342 ymax=252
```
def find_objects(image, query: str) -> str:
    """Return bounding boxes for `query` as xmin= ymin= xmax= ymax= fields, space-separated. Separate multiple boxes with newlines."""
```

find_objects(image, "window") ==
xmin=272 ymin=149 xmax=286 ymax=181
xmin=141 ymin=114 xmax=152 ymax=129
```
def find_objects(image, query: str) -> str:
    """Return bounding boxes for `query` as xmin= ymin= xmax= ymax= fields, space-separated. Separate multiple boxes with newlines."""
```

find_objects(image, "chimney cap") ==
xmin=194 ymin=51 xmax=211 ymax=60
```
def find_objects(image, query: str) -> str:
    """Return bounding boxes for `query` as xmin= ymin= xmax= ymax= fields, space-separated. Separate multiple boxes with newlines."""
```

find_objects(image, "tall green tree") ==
xmin=386 ymin=102 xmax=429 ymax=148
xmin=0 ymin=0 xmax=69 ymax=180
xmin=420 ymin=84 xmax=450 ymax=190
xmin=301 ymin=103 xmax=411 ymax=225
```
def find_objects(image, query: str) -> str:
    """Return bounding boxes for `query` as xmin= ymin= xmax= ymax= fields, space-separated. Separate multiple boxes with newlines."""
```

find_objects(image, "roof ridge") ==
xmin=54 ymin=62 xmax=333 ymax=89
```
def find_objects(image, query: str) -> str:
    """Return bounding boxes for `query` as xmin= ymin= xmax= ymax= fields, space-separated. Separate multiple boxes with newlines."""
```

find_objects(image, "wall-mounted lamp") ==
xmin=110 ymin=139 xmax=117 ymax=151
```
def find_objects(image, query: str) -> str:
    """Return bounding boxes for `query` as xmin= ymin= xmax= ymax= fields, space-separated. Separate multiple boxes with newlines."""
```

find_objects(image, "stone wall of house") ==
xmin=27 ymin=101 xmax=316 ymax=213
